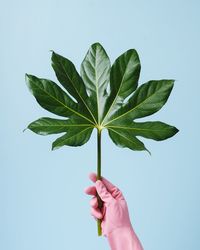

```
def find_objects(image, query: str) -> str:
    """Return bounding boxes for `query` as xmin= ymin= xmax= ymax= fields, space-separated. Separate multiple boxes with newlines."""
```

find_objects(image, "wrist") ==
xmin=107 ymin=226 xmax=143 ymax=250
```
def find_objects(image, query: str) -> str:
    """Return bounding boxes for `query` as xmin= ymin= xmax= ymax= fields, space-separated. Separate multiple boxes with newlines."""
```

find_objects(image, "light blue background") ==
xmin=1 ymin=1 xmax=199 ymax=249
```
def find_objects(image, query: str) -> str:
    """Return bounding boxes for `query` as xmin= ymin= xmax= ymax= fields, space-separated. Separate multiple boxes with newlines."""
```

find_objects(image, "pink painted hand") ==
xmin=84 ymin=173 xmax=144 ymax=250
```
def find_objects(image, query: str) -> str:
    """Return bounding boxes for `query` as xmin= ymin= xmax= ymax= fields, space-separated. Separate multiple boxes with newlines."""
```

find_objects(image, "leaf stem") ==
xmin=97 ymin=128 xmax=103 ymax=236
xmin=97 ymin=129 xmax=101 ymax=179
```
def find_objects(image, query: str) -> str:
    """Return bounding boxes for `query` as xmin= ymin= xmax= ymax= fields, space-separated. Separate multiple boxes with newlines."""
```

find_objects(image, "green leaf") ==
xmin=108 ymin=127 xmax=149 ymax=152
xmin=27 ymin=116 xmax=92 ymax=136
xmin=80 ymin=43 xmax=111 ymax=123
xmin=105 ymin=80 xmax=174 ymax=126
xmin=107 ymin=121 xmax=179 ymax=141
xmin=25 ymin=74 xmax=94 ymax=124
xmin=102 ymin=49 xmax=140 ymax=124
xmin=51 ymin=52 xmax=96 ymax=123
xmin=51 ymin=51 xmax=88 ymax=101
xmin=26 ymin=43 xmax=178 ymax=153
xmin=52 ymin=126 xmax=93 ymax=150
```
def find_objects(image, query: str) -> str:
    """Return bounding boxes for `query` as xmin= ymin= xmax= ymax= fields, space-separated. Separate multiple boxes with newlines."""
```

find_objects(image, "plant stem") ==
xmin=97 ymin=128 xmax=103 ymax=236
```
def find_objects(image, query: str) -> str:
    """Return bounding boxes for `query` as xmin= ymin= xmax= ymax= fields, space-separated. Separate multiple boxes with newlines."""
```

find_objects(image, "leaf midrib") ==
xmin=93 ymin=49 xmax=100 ymax=124
xmin=107 ymin=125 xmax=172 ymax=131
xmin=33 ymin=81 xmax=95 ymax=125
xmin=31 ymin=124 xmax=93 ymax=128
xmin=108 ymin=127 xmax=141 ymax=147
xmin=54 ymin=127 xmax=92 ymax=147
xmin=101 ymin=57 xmax=139 ymax=126
xmin=104 ymin=84 xmax=167 ymax=126
xmin=54 ymin=58 xmax=97 ymax=124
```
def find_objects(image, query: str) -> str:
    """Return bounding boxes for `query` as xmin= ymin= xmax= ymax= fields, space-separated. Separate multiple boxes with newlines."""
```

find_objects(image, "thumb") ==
xmin=95 ymin=180 xmax=114 ymax=204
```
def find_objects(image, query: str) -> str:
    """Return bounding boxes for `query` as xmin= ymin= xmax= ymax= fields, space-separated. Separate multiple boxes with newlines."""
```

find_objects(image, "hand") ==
xmin=84 ymin=172 xmax=133 ymax=237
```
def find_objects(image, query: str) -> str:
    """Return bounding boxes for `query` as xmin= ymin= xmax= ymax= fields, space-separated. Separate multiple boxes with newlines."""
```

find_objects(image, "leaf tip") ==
xmin=92 ymin=41 xmax=101 ymax=46
xmin=169 ymin=79 xmax=175 ymax=86
xmin=91 ymin=42 xmax=105 ymax=51
xmin=25 ymin=73 xmax=35 ymax=84
xmin=146 ymin=148 xmax=151 ymax=156
xmin=175 ymin=127 xmax=179 ymax=134
xmin=170 ymin=126 xmax=179 ymax=138
xmin=22 ymin=127 xmax=27 ymax=133
xmin=25 ymin=74 xmax=35 ymax=94
xmin=50 ymin=51 xmax=58 ymax=67
xmin=25 ymin=73 xmax=30 ymax=80
xmin=51 ymin=143 xmax=59 ymax=151
xmin=50 ymin=50 xmax=56 ymax=57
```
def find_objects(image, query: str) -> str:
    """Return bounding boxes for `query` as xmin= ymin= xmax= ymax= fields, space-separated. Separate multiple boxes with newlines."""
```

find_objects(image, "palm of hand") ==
xmin=101 ymin=198 xmax=132 ymax=236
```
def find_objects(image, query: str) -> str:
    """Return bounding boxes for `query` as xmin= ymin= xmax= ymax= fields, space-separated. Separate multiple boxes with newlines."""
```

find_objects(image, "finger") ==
xmin=84 ymin=186 xmax=96 ymax=196
xmin=102 ymin=177 xmax=124 ymax=200
xmin=89 ymin=172 xmax=124 ymax=200
xmin=89 ymin=172 xmax=118 ymax=192
xmin=90 ymin=207 xmax=103 ymax=219
xmin=90 ymin=196 xmax=98 ymax=208
xmin=89 ymin=172 xmax=97 ymax=182
xmin=95 ymin=180 xmax=114 ymax=203
xmin=111 ymin=188 xmax=124 ymax=200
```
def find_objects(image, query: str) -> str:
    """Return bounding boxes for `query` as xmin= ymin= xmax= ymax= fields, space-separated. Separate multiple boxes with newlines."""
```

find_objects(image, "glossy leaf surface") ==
xmin=80 ymin=43 xmax=111 ymax=123
xmin=26 ymin=43 xmax=178 ymax=152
